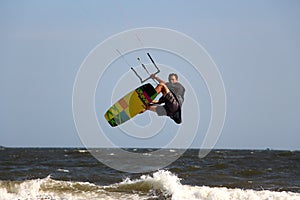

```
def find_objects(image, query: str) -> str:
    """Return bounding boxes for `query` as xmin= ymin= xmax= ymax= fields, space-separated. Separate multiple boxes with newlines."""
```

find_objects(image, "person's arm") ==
xmin=150 ymin=74 xmax=165 ymax=84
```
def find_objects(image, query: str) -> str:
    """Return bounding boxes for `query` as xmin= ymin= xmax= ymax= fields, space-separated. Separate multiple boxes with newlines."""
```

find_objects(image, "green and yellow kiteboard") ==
xmin=104 ymin=53 xmax=160 ymax=127
xmin=104 ymin=83 xmax=158 ymax=127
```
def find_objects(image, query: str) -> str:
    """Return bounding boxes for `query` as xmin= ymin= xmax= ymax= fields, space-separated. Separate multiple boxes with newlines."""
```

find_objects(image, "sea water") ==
xmin=0 ymin=148 xmax=299 ymax=200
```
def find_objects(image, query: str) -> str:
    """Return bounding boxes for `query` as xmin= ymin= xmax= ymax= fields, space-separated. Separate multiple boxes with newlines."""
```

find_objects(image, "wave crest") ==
xmin=1 ymin=170 xmax=299 ymax=200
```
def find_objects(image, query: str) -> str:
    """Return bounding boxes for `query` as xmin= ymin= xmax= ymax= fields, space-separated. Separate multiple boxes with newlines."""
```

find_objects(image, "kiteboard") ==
xmin=104 ymin=83 xmax=158 ymax=127
xmin=104 ymin=53 xmax=160 ymax=127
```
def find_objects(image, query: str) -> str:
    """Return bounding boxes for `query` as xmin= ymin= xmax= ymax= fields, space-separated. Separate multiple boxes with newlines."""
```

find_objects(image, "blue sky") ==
xmin=0 ymin=1 xmax=299 ymax=149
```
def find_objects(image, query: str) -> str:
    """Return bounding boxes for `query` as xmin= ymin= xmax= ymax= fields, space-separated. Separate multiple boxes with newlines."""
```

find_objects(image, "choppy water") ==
xmin=0 ymin=148 xmax=299 ymax=200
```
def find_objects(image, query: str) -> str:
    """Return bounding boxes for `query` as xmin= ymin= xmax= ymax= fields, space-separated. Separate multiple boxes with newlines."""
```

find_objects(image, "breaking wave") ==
xmin=0 ymin=170 xmax=299 ymax=200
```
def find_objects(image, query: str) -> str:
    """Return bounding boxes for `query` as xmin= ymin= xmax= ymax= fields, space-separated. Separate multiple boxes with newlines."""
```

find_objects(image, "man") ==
xmin=145 ymin=73 xmax=185 ymax=124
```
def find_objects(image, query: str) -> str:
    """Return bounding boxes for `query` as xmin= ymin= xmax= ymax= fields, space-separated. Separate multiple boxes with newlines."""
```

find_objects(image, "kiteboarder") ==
xmin=143 ymin=73 xmax=185 ymax=124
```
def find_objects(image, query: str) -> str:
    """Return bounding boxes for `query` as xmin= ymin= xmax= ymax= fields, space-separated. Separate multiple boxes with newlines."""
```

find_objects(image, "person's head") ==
xmin=168 ymin=73 xmax=178 ymax=84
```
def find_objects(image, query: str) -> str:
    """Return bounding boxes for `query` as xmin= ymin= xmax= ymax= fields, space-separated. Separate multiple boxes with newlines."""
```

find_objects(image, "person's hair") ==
xmin=169 ymin=73 xmax=178 ymax=80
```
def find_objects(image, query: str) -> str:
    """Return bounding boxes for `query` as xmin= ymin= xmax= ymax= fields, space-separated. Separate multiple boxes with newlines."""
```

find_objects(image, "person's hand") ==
xmin=150 ymin=74 xmax=156 ymax=79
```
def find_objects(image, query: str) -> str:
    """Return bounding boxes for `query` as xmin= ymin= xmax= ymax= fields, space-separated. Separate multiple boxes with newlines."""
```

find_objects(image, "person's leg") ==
xmin=139 ymin=104 xmax=156 ymax=114
xmin=139 ymin=83 xmax=169 ymax=114
xmin=145 ymin=105 xmax=167 ymax=116
xmin=140 ymin=83 xmax=171 ymax=114
xmin=155 ymin=83 xmax=170 ymax=96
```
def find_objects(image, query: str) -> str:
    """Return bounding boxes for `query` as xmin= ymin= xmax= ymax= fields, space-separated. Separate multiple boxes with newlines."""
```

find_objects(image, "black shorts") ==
xmin=156 ymin=92 xmax=179 ymax=116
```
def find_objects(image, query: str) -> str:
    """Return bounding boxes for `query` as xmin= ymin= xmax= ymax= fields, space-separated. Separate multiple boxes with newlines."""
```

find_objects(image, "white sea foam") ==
xmin=0 ymin=171 xmax=299 ymax=200
xmin=78 ymin=149 xmax=88 ymax=153
xmin=56 ymin=168 xmax=69 ymax=173
xmin=0 ymin=176 xmax=148 ymax=200
xmin=116 ymin=170 xmax=300 ymax=200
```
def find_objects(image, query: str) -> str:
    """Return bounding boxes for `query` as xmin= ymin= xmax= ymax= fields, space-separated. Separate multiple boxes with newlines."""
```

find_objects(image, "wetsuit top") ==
xmin=166 ymin=82 xmax=185 ymax=107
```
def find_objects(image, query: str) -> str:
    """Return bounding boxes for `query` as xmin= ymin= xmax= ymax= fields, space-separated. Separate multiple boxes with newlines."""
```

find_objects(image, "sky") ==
xmin=0 ymin=1 xmax=300 ymax=150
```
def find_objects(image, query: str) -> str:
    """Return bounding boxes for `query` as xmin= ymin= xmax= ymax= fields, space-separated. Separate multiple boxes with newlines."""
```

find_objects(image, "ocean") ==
xmin=0 ymin=148 xmax=299 ymax=200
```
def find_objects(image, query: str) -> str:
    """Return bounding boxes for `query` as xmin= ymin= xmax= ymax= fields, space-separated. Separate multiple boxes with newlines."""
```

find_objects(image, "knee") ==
xmin=159 ymin=83 xmax=169 ymax=95
xmin=155 ymin=83 xmax=169 ymax=95
xmin=158 ymin=82 xmax=166 ymax=88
